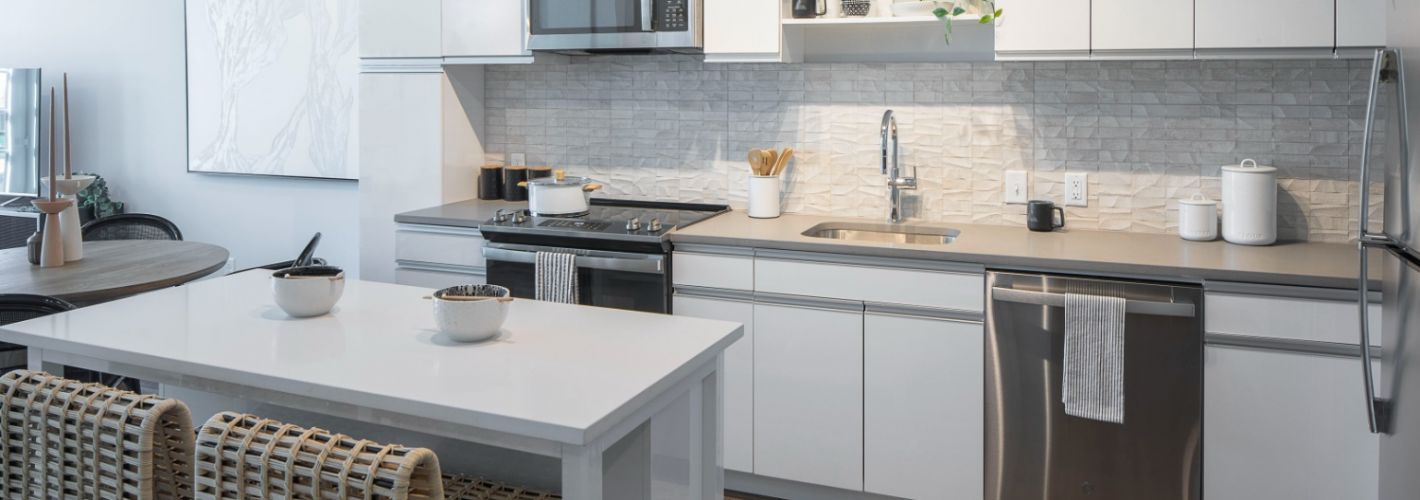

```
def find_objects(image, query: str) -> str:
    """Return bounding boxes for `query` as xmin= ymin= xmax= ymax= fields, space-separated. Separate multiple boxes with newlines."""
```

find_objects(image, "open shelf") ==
xmin=781 ymin=15 xmax=980 ymax=25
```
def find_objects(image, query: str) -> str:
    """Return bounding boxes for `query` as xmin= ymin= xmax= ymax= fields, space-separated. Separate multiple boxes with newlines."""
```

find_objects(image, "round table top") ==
xmin=0 ymin=240 xmax=230 ymax=304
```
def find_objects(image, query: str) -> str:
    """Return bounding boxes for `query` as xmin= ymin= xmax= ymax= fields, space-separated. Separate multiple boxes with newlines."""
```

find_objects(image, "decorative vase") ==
xmin=42 ymin=174 xmax=96 ymax=262
xmin=30 ymin=199 xmax=71 ymax=268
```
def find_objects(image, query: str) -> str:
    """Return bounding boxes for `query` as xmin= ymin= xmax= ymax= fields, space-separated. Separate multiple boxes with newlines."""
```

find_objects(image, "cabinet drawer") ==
xmin=1205 ymin=290 xmax=1381 ymax=346
xmin=395 ymin=224 xmax=486 ymax=269
xmin=755 ymin=250 xmax=983 ymax=312
xmin=673 ymin=247 xmax=754 ymax=291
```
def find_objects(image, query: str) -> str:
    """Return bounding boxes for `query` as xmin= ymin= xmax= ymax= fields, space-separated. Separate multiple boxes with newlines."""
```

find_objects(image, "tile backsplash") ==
xmin=481 ymin=56 xmax=1380 ymax=242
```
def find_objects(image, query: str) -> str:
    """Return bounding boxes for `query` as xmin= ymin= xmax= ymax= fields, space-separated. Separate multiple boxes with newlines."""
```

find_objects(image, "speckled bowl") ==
xmin=431 ymin=284 xmax=512 ymax=342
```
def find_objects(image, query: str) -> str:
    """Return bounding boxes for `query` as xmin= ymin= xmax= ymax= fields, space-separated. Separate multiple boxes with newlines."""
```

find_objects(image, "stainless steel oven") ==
xmin=527 ymin=0 xmax=702 ymax=53
xmin=483 ymin=242 xmax=671 ymax=313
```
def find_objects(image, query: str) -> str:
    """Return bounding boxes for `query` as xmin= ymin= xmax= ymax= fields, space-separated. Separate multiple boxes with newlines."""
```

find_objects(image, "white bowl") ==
xmin=432 ymin=285 xmax=512 ymax=343
xmin=271 ymin=268 xmax=345 ymax=318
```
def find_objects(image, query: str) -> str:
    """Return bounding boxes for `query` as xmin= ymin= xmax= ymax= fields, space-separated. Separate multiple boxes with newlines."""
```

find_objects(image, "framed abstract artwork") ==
xmin=185 ymin=0 xmax=358 ymax=180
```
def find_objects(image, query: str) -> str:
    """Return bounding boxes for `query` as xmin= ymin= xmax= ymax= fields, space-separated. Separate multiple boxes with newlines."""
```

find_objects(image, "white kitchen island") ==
xmin=0 ymin=270 xmax=742 ymax=500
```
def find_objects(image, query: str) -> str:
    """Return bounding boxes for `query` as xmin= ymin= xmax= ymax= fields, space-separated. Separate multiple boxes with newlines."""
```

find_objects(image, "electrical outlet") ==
xmin=1065 ymin=172 xmax=1088 ymax=207
xmin=509 ymin=153 xmax=526 ymax=166
xmin=1004 ymin=170 xmax=1029 ymax=204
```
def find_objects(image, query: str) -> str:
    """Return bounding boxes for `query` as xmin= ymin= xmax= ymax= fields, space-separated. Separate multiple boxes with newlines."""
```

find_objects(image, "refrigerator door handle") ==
xmin=1358 ymin=48 xmax=1397 ymax=435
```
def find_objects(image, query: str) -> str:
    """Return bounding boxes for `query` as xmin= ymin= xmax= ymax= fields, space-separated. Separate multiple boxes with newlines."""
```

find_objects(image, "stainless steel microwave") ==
xmin=527 ymin=0 xmax=702 ymax=53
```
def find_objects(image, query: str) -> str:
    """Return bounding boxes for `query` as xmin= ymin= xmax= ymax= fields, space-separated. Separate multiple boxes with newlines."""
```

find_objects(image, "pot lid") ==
xmin=1221 ymin=158 xmax=1277 ymax=174
xmin=527 ymin=169 xmax=596 ymax=186
xmin=1179 ymin=194 xmax=1216 ymax=206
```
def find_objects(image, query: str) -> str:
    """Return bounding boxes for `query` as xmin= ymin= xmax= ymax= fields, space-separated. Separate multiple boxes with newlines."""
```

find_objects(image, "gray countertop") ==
xmin=394 ymin=199 xmax=1368 ymax=290
xmin=671 ymin=211 xmax=1369 ymax=290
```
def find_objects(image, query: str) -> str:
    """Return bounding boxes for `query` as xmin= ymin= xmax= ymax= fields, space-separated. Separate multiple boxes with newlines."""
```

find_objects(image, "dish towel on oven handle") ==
xmin=535 ymin=251 xmax=579 ymax=304
xmin=1062 ymin=292 xmax=1126 ymax=424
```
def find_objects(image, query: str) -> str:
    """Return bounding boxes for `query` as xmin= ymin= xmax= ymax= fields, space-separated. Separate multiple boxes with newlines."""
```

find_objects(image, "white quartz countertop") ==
xmin=0 ymin=271 xmax=742 ymax=446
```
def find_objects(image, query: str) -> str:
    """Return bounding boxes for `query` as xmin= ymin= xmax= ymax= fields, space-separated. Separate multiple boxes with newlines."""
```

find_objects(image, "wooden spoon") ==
xmin=748 ymin=149 xmax=765 ymax=175
xmin=771 ymin=147 xmax=794 ymax=176
xmin=760 ymin=150 xmax=774 ymax=176
xmin=765 ymin=149 xmax=779 ymax=175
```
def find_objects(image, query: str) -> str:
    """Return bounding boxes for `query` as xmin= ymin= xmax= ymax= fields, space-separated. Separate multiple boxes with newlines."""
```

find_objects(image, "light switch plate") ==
xmin=509 ymin=153 xmax=526 ymax=166
xmin=1065 ymin=172 xmax=1088 ymax=207
xmin=1004 ymin=170 xmax=1028 ymax=204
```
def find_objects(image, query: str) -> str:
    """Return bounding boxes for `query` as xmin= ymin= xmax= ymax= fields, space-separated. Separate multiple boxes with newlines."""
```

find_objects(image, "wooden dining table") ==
xmin=0 ymin=240 xmax=229 ymax=304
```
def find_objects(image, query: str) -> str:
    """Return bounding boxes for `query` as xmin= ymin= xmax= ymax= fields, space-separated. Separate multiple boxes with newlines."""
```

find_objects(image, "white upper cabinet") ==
xmin=1337 ymin=0 xmax=1387 ymax=48
xmin=360 ymin=0 xmax=442 ymax=58
xmin=994 ymin=0 xmax=1091 ymax=59
xmin=1092 ymin=0 xmax=1193 ymax=54
xmin=704 ymin=0 xmax=781 ymax=62
xmin=442 ymin=0 xmax=531 ymax=60
xmin=1195 ymin=0 xmax=1334 ymax=51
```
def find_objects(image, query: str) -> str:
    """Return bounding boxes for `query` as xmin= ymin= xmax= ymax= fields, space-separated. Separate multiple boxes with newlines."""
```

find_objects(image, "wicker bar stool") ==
xmin=442 ymin=474 xmax=562 ymax=500
xmin=0 ymin=369 xmax=196 ymax=499
xmin=195 ymin=411 xmax=446 ymax=499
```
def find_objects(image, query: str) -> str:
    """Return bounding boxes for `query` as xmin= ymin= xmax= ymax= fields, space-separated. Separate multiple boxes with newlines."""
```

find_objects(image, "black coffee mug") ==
xmin=1026 ymin=200 xmax=1065 ymax=232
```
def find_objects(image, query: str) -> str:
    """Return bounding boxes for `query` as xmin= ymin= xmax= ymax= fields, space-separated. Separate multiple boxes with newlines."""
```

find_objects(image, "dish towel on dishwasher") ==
xmin=1062 ymin=292 xmax=1126 ymax=424
xmin=535 ymin=251 xmax=578 ymax=304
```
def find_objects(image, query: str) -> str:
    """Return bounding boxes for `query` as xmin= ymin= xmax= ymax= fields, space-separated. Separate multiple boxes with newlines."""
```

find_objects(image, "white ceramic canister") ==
xmin=747 ymin=175 xmax=782 ymax=219
xmin=1178 ymin=194 xmax=1219 ymax=241
xmin=1221 ymin=158 xmax=1278 ymax=245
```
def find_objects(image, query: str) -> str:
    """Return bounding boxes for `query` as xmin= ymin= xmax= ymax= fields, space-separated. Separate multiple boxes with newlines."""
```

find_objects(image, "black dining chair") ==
xmin=229 ymin=232 xmax=326 ymax=275
xmin=81 ymin=213 xmax=183 ymax=241
xmin=0 ymin=294 xmax=77 ymax=373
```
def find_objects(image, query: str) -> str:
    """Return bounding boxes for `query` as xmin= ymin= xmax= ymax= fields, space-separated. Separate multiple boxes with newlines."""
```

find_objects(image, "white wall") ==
xmin=0 ymin=0 xmax=359 ymax=274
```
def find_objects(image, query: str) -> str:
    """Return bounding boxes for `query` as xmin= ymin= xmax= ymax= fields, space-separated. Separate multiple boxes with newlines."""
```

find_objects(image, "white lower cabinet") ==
xmin=672 ymin=293 xmax=755 ymax=474
xmin=752 ymin=301 xmax=864 ymax=492
xmin=864 ymin=312 xmax=983 ymax=500
xmin=1204 ymin=345 xmax=1379 ymax=500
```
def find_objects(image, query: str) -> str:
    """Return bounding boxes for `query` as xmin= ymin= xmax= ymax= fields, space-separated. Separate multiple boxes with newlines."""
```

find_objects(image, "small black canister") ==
xmin=527 ymin=166 xmax=553 ymax=181
xmin=503 ymin=166 xmax=529 ymax=201
xmin=478 ymin=164 xmax=504 ymax=200
xmin=791 ymin=0 xmax=818 ymax=18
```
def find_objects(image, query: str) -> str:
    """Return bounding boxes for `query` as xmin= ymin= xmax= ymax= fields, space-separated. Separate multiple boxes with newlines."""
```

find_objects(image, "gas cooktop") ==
xmin=478 ymin=199 xmax=730 ymax=251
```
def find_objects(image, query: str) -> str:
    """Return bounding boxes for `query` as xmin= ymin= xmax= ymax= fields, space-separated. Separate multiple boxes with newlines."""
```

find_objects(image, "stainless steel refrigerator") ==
xmin=1361 ymin=5 xmax=1420 ymax=499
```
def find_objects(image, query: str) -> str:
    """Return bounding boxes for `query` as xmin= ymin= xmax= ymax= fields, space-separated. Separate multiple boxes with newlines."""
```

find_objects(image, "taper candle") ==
xmin=62 ymin=73 xmax=71 ymax=179
xmin=48 ymin=86 xmax=55 ymax=201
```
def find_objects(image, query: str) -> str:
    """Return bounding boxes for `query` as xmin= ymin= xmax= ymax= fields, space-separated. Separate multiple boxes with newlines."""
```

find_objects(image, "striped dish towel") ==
xmin=1062 ymin=292 xmax=1126 ymax=424
xmin=534 ymin=251 xmax=578 ymax=304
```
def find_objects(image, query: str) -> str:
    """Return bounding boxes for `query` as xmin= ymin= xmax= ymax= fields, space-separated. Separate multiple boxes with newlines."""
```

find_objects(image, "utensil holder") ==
xmin=748 ymin=175 xmax=782 ymax=219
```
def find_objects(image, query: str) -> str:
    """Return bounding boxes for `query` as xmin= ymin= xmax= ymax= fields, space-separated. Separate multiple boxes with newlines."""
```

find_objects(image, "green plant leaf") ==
xmin=952 ymin=6 xmax=966 ymax=16
xmin=979 ymin=14 xmax=992 ymax=23
xmin=933 ymin=7 xmax=948 ymax=17
xmin=994 ymin=8 xmax=1004 ymax=17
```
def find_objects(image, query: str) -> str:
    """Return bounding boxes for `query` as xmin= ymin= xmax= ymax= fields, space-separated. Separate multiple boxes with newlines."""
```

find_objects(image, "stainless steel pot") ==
xmin=519 ymin=170 xmax=603 ymax=216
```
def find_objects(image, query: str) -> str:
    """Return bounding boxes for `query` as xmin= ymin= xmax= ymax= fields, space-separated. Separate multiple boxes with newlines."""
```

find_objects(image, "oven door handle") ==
xmin=483 ymin=243 xmax=665 ymax=274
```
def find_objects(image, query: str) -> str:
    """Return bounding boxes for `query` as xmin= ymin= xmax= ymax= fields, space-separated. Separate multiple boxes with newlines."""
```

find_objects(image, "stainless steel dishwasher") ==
xmin=985 ymin=271 xmax=1202 ymax=500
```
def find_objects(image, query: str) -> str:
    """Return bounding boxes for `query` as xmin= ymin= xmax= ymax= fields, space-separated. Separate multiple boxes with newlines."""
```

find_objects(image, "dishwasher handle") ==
xmin=990 ymin=287 xmax=1196 ymax=318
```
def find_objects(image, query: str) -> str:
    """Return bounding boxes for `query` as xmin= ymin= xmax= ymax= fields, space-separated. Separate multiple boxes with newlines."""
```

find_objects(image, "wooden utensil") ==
xmin=759 ymin=150 xmax=774 ymax=175
xmin=748 ymin=149 xmax=765 ymax=175
xmin=771 ymin=147 xmax=794 ymax=176
xmin=765 ymin=149 xmax=779 ymax=174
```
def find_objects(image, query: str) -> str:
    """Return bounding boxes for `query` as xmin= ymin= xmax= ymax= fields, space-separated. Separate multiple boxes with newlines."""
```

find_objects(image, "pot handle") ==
xmin=583 ymin=183 xmax=603 ymax=192
xmin=517 ymin=181 xmax=529 ymax=187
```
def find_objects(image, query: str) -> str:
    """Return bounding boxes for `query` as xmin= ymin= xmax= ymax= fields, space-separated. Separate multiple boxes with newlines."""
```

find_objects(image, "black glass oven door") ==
xmin=483 ymin=243 xmax=670 ymax=314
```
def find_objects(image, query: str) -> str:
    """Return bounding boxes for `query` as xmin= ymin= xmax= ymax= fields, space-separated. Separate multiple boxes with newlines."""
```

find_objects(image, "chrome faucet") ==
xmin=880 ymin=109 xmax=917 ymax=223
